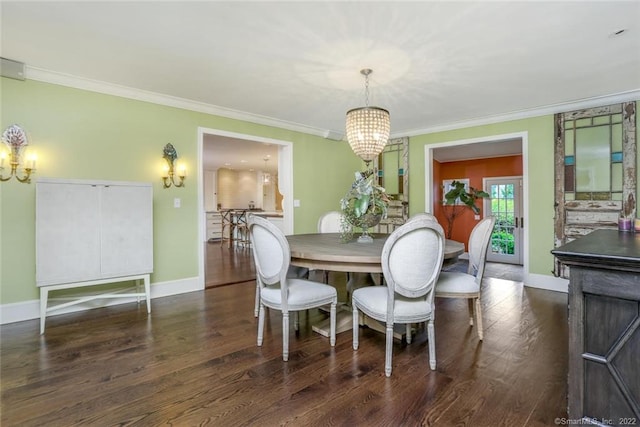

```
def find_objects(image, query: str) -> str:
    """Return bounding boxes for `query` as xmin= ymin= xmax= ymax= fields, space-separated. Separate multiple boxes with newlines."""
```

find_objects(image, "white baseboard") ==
xmin=524 ymin=273 xmax=568 ymax=293
xmin=0 ymin=276 xmax=203 ymax=325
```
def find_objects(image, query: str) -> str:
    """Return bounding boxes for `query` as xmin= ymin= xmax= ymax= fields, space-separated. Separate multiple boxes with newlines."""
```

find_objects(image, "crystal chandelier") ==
xmin=345 ymin=69 xmax=390 ymax=164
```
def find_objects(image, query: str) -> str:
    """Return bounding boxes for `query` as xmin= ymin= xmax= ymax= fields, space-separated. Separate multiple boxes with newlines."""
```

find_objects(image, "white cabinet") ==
xmin=206 ymin=212 xmax=223 ymax=241
xmin=36 ymin=178 xmax=153 ymax=333
xmin=266 ymin=216 xmax=285 ymax=234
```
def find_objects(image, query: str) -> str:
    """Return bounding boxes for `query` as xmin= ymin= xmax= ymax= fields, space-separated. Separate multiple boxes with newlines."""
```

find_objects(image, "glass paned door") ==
xmin=484 ymin=177 xmax=523 ymax=264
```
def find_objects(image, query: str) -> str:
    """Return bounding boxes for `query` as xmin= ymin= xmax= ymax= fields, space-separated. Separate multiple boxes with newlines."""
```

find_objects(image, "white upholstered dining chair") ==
xmin=409 ymin=212 xmax=438 ymax=222
xmin=317 ymin=210 xmax=344 ymax=233
xmin=251 ymin=214 xmax=308 ymax=317
xmin=316 ymin=211 xmax=344 ymax=283
xmin=249 ymin=215 xmax=337 ymax=361
xmin=352 ymin=217 xmax=445 ymax=376
xmin=435 ymin=216 xmax=496 ymax=340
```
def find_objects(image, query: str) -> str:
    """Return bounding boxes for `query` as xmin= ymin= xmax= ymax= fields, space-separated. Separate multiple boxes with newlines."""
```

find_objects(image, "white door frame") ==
xmin=196 ymin=127 xmax=294 ymax=289
xmin=424 ymin=131 xmax=529 ymax=276
xmin=483 ymin=176 xmax=523 ymax=264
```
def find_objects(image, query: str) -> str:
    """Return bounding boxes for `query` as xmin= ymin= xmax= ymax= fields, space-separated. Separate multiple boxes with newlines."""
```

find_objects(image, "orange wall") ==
xmin=433 ymin=155 xmax=523 ymax=249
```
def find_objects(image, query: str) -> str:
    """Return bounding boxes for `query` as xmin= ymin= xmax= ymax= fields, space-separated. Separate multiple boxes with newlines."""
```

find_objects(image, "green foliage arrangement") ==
xmin=442 ymin=180 xmax=490 ymax=239
xmin=339 ymin=170 xmax=389 ymax=241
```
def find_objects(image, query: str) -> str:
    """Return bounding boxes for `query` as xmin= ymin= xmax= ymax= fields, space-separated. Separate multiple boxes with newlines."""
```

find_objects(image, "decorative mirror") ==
xmin=374 ymin=136 xmax=409 ymax=233
xmin=553 ymin=101 xmax=636 ymax=277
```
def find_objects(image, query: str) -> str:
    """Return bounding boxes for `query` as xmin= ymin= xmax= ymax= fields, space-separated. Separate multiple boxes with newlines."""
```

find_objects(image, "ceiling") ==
xmin=432 ymin=138 xmax=522 ymax=163
xmin=2 ymin=1 xmax=639 ymax=170
xmin=203 ymin=134 xmax=280 ymax=173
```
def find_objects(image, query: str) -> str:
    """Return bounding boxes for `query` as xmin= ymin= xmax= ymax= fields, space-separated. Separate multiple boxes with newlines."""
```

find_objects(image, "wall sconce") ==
xmin=162 ymin=143 xmax=185 ymax=188
xmin=1 ymin=124 xmax=36 ymax=184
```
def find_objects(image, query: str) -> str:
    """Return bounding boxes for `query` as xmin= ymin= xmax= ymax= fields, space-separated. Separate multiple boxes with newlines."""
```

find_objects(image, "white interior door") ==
xmin=484 ymin=177 xmax=523 ymax=264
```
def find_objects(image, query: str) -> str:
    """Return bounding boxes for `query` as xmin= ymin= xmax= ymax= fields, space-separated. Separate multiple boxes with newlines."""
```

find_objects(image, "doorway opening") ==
xmin=197 ymin=127 xmax=293 ymax=289
xmin=425 ymin=132 xmax=528 ymax=278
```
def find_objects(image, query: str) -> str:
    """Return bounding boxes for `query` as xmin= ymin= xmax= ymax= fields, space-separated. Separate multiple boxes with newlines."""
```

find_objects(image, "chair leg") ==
xmin=467 ymin=298 xmax=475 ymax=326
xmin=254 ymin=283 xmax=260 ymax=317
xmin=294 ymin=311 xmax=299 ymax=331
xmin=282 ymin=312 xmax=289 ymax=361
xmin=385 ymin=322 xmax=394 ymax=377
xmin=352 ymin=305 xmax=359 ymax=350
xmin=257 ymin=304 xmax=265 ymax=346
xmin=475 ymin=297 xmax=484 ymax=341
xmin=406 ymin=324 xmax=412 ymax=344
xmin=427 ymin=319 xmax=436 ymax=370
xmin=330 ymin=301 xmax=336 ymax=347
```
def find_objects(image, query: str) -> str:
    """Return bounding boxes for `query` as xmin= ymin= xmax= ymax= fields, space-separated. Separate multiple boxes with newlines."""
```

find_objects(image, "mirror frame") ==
xmin=374 ymin=136 xmax=409 ymax=224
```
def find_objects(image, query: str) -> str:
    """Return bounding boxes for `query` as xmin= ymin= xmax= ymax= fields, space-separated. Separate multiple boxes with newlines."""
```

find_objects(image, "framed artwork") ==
xmin=442 ymin=178 xmax=469 ymax=204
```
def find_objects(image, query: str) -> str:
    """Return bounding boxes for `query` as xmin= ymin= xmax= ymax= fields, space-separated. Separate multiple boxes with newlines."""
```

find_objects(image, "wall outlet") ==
xmin=174 ymin=198 xmax=181 ymax=208
xmin=293 ymin=199 xmax=301 ymax=207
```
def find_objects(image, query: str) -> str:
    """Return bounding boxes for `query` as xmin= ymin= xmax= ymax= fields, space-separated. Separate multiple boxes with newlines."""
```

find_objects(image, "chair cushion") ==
xmin=352 ymin=286 xmax=433 ymax=324
xmin=435 ymin=272 xmax=479 ymax=295
xmin=261 ymin=278 xmax=336 ymax=310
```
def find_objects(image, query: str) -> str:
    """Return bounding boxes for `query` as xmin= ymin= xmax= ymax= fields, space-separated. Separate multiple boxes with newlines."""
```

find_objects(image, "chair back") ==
xmin=236 ymin=209 xmax=248 ymax=226
xmin=467 ymin=216 xmax=497 ymax=283
xmin=317 ymin=211 xmax=344 ymax=233
xmin=409 ymin=212 xmax=438 ymax=223
xmin=248 ymin=215 xmax=290 ymax=289
xmin=382 ymin=218 xmax=445 ymax=303
xmin=220 ymin=209 xmax=233 ymax=223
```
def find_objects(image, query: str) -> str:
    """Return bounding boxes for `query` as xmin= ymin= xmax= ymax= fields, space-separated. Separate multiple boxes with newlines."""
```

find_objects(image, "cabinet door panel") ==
xmin=100 ymin=185 xmax=153 ymax=277
xmin=36 ymin=183 xmax=101 ymax=285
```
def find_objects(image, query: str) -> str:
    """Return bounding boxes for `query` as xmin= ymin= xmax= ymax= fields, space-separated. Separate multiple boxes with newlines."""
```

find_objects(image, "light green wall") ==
xmin=1 ymin=76 xmax=636 ymax=306
xmin=409 ymin=116 xmax=554 ymax=276
xmin=0 ymin=77 xmax=360 ymax=304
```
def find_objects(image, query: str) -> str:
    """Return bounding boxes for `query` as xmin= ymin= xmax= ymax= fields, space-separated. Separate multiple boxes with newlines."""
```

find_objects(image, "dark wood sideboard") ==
xmin=552 ymin=229 xmax=640 ymax=426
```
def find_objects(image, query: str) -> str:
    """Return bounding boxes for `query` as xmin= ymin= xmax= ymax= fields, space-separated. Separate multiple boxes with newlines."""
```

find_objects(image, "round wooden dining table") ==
xmin=286 ymin=233 xmax=464 ymax=273
xmin=285 ymin=232 xmax=465 ymax=339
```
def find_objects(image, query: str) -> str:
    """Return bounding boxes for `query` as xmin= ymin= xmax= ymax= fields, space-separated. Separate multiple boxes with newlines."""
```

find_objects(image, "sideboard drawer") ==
xmin=206 ymin=212 xmax=222 ymax=241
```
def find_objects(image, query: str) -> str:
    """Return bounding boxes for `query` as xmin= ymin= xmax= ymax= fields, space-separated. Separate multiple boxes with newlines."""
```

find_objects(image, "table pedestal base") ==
xmin=362 ymin=317 xmax=407 ymax=341
xmin=312 ymin=306 xmax=352 ymax=337
xmin=311 ymin=307 xmax=408 ymax=341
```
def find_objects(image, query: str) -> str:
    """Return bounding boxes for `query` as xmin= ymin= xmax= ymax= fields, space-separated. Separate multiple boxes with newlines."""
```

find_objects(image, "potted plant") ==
xmin=340 ymin=170 xmax=389 ymax=243
xmin=442 ymin=180 xmax=489 ymax=239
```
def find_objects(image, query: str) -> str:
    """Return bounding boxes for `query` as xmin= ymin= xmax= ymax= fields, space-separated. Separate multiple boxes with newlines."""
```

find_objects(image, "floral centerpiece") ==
xmin=340 ymin=170 xmax=389 ymax=243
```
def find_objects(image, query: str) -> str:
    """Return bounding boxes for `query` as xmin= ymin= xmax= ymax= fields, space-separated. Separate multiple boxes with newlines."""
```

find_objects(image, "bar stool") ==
xmin=235 ymin=210 xmax=251 ymax=248
xmin=220 ymin=209 xmax=234 ymax=248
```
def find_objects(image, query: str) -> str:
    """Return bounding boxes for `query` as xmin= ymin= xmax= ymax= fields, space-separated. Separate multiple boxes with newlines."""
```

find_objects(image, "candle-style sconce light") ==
xmin=162 ymin=143 xmax=185 ymax=188
xmin=1 ymin=124 xmax=36 ymax=183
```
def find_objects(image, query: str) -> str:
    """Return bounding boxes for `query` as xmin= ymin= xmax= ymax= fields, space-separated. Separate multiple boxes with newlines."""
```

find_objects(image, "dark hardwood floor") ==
xmin=1 ymin=245 xmax=567 ymax=426
xmin=205 ymin=241 xmax=256 ymax=287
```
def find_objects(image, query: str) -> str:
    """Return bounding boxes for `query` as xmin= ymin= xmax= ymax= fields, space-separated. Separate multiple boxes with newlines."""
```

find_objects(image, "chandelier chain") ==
xmin=364 ymin=72 xmax=370 ymax=107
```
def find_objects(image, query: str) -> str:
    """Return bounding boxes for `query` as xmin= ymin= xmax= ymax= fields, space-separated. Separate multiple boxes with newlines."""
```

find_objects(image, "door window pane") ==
xmin=575 ymin=126 xmax=610 ymax=192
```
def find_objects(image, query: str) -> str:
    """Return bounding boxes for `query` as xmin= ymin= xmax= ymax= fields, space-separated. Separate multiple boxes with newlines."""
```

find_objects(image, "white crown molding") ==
xmin=397 ymin=90 xmax=640 ymax=138
xmin=25 ymin=66 xmax=329 ymax=139
xmin=26 ymin=66 xmax=638 ymax=140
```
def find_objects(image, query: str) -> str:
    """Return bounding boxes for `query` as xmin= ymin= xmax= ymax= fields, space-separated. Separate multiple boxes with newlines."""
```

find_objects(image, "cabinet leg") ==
xmin=40 ymin=287 xmax=48 ymax=335
xmin=144 ymin=275 xmax=151 ymax=314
